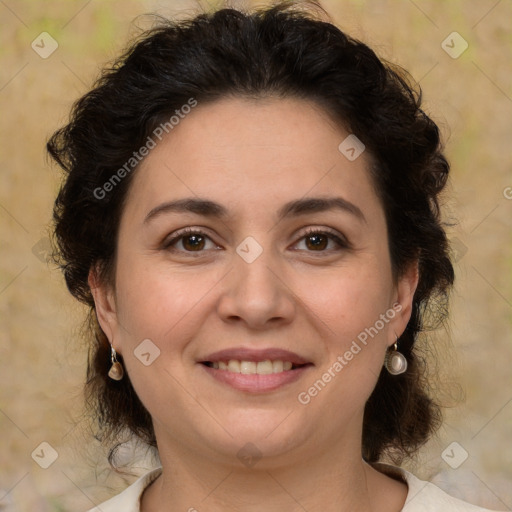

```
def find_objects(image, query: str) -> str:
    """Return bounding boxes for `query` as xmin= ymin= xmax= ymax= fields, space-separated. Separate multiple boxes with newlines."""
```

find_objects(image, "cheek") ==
xmin=298 ymin=262 xmax=394 ymax=342
xmin=111 ymin=260 xmax=211 ymax=412
xmin=113 ymin=256 xmax=218 ymax=350
xmin=295 ymin=262 xmax=394 ymax=402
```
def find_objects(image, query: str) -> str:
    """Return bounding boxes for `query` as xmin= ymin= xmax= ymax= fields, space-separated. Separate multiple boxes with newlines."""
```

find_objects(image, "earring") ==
xmin=385 ymin=336 xmax=407 ymax=375
xmin=108 ymin=345 xmax=124 ymax=380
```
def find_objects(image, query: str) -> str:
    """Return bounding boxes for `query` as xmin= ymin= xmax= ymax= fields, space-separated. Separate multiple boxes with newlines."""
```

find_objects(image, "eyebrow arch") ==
xmin=277 ymin=197 xmax=366 ymax=224
xmin=144 ymin=196 xmax=366 ymax=224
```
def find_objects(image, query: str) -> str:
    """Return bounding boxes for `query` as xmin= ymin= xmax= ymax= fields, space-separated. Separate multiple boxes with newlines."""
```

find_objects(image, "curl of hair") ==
xmin=47 ymin=0 xmax=454 ymax=466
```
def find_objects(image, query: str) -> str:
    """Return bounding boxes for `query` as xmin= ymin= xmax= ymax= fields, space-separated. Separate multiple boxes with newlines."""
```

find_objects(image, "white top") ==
xmin=86 ymin=463 xmax=501 ymax=511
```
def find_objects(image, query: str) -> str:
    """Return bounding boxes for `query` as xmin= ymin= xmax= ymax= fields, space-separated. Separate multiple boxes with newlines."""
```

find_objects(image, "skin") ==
xmin=90 ymin=96 xmax=419 ymax=511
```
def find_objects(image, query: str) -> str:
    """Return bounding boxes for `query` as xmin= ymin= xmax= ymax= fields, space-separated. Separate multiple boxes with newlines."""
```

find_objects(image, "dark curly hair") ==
xmin=47 ymin=0 xmax=454 ymax=466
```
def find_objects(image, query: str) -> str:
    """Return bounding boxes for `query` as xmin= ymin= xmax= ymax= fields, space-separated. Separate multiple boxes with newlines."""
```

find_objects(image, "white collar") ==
xmin=88 ymin=463 xmax=498 ymax=511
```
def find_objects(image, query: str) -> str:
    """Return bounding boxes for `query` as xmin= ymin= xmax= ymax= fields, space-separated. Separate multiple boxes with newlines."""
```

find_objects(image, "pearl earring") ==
xmin=108 ymin=345 xmax=124 ymax=380
xmin=385 ymin=336 xmax=407 ymax=375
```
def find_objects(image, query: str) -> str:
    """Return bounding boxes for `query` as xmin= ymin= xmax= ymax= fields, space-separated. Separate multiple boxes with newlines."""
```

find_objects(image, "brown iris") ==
xmin=182 ymin=234 xmax=206 ymax=251
xmin=305 ymin=233 xmax=328 ymax=251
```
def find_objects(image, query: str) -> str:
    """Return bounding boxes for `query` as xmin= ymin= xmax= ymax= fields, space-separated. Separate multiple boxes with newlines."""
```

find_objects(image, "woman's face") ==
xmin=92 ymin=96 xmax=417 ymax=466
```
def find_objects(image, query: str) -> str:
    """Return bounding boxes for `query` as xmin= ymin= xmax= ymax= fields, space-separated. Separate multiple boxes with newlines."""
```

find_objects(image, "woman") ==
xmin=47 ymin=1 xmax=502 ymax=510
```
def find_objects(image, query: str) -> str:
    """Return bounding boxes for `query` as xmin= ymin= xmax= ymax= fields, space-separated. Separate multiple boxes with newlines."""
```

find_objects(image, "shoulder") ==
xmin=372 ymin=462 xmax=502 ymax=512
xmin=85 ymin=468 xmax=162 ymax=512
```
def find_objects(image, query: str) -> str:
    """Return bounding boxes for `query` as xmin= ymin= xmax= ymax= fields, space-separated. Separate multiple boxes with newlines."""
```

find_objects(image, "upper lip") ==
xmin=200 ymin=347 xmax=311 ymax=365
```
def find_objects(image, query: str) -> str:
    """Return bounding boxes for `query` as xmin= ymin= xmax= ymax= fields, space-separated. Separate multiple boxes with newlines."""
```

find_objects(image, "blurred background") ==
xmin=0 ymin=0 xmax=511 ymax=510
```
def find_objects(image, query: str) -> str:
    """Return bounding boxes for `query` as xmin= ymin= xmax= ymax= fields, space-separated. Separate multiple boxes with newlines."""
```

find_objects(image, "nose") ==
xmin=216 ymin=245 xmax=296 ymax=330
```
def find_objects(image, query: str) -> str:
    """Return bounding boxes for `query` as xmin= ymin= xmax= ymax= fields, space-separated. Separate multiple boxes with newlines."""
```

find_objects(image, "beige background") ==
xmin=1 ymin=0 xmax=511 ymax=510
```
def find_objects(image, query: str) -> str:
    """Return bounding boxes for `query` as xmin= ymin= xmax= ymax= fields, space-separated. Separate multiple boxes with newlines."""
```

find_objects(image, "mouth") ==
xmin=198 ymin=348 xmax=314 ymax=393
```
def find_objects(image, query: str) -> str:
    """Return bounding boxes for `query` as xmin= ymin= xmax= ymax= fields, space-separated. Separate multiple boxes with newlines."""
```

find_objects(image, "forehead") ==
xmin=123 ymin=96 xmax=382 ymax=222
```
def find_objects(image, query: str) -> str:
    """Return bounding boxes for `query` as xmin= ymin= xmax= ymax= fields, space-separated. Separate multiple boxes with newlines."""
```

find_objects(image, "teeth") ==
xmin=227 ymin=360 xmax=240 ymax=373
xmin=257 ymin=360 xmax=274 ymax=375
xmin=240 ymin=361 xmax=257 ymax=374
xmin=211 ymin=359 xmax=297 ymax=374
xmin=272 ymin=360 xmax=283 ymax=373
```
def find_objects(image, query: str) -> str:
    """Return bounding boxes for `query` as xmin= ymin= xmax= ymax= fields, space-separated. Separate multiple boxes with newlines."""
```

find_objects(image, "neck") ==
xmin=141 ymin=431 xmax=406 ymax=512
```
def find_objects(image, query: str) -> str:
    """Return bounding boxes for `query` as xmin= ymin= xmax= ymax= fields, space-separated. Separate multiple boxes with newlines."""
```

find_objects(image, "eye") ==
xmin=293 ymin=228 xmax=349 ymax=252
xmin=162 ymin=228 xmax=219 ymax=253
xmin=162 ymin=227 xmax=350 ymax=255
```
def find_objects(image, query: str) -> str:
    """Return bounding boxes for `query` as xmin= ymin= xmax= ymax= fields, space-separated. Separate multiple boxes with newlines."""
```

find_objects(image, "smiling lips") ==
xmin=200 ymin=348 xmax=313 ymax=393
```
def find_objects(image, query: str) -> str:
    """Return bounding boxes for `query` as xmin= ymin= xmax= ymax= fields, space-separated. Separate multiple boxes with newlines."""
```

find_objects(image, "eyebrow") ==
xmin=144 ymin=196 xmax=366 ymax=225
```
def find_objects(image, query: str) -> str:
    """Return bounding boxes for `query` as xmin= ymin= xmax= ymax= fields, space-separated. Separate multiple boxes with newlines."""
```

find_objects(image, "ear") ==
xmin=388 ymin=260 xmax=419 ymax=346
xmin=88 ymin=265 xmax=120 ymax=352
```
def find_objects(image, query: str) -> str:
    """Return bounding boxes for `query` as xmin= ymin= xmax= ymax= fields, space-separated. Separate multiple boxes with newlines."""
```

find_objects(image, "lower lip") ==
xmin=200 ymin=364 xmax=312 ymax=393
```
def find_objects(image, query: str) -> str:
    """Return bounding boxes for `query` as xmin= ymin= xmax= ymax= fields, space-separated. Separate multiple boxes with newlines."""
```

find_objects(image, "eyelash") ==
xmin=162 ymin=227 xmax=350 ymax=255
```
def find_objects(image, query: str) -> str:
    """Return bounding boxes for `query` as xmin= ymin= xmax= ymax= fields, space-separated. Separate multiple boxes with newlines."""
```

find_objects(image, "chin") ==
xmin=193 ymin=408 xmax=313 ymax=465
